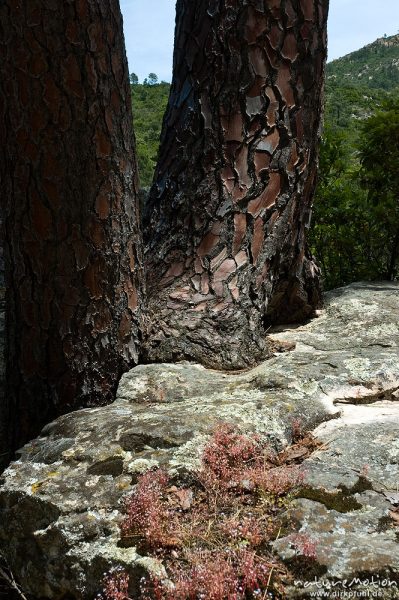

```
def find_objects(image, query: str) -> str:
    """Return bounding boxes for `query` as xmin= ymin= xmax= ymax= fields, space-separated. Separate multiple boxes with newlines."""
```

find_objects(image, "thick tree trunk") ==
xmin=0 ymin=0 xmax=144 ymax=458
xmin=144 ymin=0 xmax=327 ymax=369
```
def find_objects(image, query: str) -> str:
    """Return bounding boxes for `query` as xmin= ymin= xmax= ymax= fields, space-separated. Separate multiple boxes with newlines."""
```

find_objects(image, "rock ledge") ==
xmin=0 ymin=282 xmax=398 ymax=598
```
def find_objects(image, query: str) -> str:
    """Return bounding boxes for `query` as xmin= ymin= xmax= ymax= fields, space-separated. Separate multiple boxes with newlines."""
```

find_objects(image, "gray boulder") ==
xmin=0 ymin=282 xmax=398 ymax=598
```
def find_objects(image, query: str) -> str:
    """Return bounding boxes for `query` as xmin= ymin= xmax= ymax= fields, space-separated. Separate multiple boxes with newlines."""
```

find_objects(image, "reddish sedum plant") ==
xmin=220 ymin=514 xmax=264 ymax=548
xmin=97 ymin=567 xmax=131 ymax=600
xmin=120 ymin=469 xmax=171 ymax=550
xmin=199 ymin=422 xmax=303 ymax=497
xmin=115 ymin=423 xmax=314 ymax=599
xmin=141 ymin=550 xmax=270 ymax=600
xmin=291 ymin=418 xmax=304 ymax=443
xmin=252 ymin=463 xmax=305 ymax=495
xmin=289 ymin=533 xmax=318 ymax=559
xmin=199 ymin=423 xmax=264 ymax=489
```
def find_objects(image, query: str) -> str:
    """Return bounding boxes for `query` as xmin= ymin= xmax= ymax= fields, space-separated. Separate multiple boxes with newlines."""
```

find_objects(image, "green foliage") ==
xmin=131 ymin=82 xmax=170 ymax=187
xmin=358 ymin=98 xmax=399 ymax=279
xmin=323 ymin=34 xmax=399 ymax=150
xmin=310 ymin=100 xmax=399 ymax=288
xmin=310 ymin=34 xmax=399 ymax=288
xmin=358 ymin=96 xmax=399 ymax=202
xmin=324 ymin=81 xmax=390 ymax=146
xmin=129 ymin=72 xmax=139 ymax=85
xmin=310 ymin=128 xmax=370 ymax=289
xmin=147 ymin=73 xmax=158 ymax=85
xmin=327 ymin=34 xmax=399 ymax=91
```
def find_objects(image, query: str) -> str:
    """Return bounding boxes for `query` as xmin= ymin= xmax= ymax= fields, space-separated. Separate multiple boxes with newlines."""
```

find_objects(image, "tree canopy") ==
xmin=310 ymin=98 xmax=399 ymax=287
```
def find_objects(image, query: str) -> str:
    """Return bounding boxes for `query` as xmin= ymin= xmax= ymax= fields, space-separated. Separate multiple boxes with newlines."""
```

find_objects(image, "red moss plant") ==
xmin=99 ymin=423 xmax=314 ymax=599
xmin=199 ymin=423 xmax=304 ymax=504
xmin=290 ymin=418 xmax=304 ymax=443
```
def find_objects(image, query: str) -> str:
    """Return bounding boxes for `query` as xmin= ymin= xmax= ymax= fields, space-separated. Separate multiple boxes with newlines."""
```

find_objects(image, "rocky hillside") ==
xmin=327 ymin=34 xmax=399 ymax=91
xmin=325 ymin=34 xmax=399 ymax=136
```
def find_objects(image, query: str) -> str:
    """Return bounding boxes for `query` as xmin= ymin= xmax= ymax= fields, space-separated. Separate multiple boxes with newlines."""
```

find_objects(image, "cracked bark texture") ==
xmin=0 ymin=0 xmax=144 ymax=457
xmin=144 ymin=0 xmax=327 ymax=369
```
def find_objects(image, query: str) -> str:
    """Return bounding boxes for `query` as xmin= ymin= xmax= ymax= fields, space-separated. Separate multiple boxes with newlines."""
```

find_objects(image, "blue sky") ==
xmin=120 ymin=0 xmax=399 ymax=83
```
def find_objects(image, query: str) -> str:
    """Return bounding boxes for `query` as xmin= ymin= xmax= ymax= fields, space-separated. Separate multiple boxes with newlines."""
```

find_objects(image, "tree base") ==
xmin=266 ymin=254 xmax=323 ymax=325
xmin=143 ymin=257 xmax=322 ymax=371
xmin=143 ymin=301 xmax=269 ymax=370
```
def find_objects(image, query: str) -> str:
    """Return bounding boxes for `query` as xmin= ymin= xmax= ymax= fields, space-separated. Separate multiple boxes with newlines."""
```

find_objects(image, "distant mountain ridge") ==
xmin=327 ymin=33 xmax=399 ymax=91
xmin=324 ymin=34 xmax=399 ymax=138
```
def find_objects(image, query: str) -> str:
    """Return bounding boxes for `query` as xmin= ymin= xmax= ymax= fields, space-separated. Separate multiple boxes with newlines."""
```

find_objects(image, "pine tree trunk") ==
xmin=0 ymin=0 xmax=144 ymax=457
xmin=144 ymin=0 xmax=327 ymax=369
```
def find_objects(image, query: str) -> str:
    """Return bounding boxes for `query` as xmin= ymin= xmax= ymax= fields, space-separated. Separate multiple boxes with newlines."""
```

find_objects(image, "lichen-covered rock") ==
xmin=273 ymin=412 xmax=399 ymax=598
xmin=0 ymin=282 xmax=398 ymax=598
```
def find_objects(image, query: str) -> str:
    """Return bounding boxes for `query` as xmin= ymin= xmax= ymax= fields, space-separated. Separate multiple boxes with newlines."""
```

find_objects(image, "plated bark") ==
xmin=144 ymin=0 xmax=327 ymax=368
xmin=0 ymin=0 xmax=144 ymax=457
